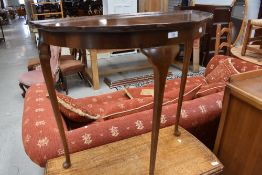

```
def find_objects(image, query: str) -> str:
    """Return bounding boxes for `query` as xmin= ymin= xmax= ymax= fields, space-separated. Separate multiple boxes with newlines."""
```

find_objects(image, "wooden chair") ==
xmin=215 ymin=22 xmax=232 ymax=56
xmin=241 ymin=19 xmax=262 ymax=56
xmin=59 ymin=49 xmax=90 ymax=94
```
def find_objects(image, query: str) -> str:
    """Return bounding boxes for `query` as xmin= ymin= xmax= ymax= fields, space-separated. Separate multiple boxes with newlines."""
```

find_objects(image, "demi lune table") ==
xmin=31 ymin=11 xmax=213 ymax=174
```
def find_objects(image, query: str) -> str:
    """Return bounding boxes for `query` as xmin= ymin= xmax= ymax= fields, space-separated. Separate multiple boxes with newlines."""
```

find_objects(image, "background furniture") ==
xmin=89 ymin=0 xmax=138 ymax=90
xmin=215 ymin=23 xmax=232 ymax=56
xmin=180 ymin=4 xmax=233 ymax=65
xmin=214 ymin=70 xmax=262 ymax=175
xmin=139 ymin=0 xmax=168 ymax=12
xmin=179 ymin=0 xmax=248 ymax=65
xmin=0 ymin=17 xmax=4 ymax=42
xmin=31 ymin=11 xmax=211 ymax=173
xmin=59 ymin=49 xmax=90 ymax=94
xmin=231 ymin=45 xmax=262 ymax=65
xmin=241 ymin=19 xmax=262 ymax=56
xmin=30 ymin=0 xmax=64 ymax=20
xmin=46 ymin=126 xmax=223 ymax=175
xmin=16 ymin=5 xmax=26 ymax=18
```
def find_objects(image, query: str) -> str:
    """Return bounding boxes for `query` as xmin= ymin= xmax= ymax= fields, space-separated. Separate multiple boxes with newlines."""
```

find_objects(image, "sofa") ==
xmin=22 ymin=55 xmax=261 ymax=167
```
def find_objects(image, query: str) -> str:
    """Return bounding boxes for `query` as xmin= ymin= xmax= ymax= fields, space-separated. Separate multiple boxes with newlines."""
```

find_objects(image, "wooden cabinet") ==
xmin=214 ymin=70 xmax=262 ymax=175
xmin=139 ymin=0 xmax=168 ymax=12
xmin=30 ymin=0 xmax=64 ymax=20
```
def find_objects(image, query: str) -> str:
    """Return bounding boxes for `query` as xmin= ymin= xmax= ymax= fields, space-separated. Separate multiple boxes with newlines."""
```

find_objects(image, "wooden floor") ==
xmin=46 ymin=126 xmax=223 ymax=175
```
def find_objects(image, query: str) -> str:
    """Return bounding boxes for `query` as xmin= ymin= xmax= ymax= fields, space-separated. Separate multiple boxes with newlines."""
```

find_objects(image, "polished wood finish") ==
xmin=31 ymin=11 xmax=212 ymax=173
xmin=231 ymin=45 xmax=262 ymax=66
xmin=214 ymin=70 xmax=262 ymax=175
xmin=215 ymin=23 xmax=232 ymax=56
xmin=141 ymin=46 xmax=179 ymax=173
xmin=46 ymin=126 xmax=223 ymax=175
xmin=139 ymin=0 xmax=168 ymax=12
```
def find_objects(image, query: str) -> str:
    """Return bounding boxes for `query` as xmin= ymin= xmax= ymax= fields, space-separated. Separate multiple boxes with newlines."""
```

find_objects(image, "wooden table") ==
xmin=214 ymin=70 xmax=262 ymax=175
xmin=46 ymin=126 xmax=223 ymax=175
xmin=31 ymin=11 xmax=212 ymax=174
xmin=231 ymin=46 xmax=262 ymax=66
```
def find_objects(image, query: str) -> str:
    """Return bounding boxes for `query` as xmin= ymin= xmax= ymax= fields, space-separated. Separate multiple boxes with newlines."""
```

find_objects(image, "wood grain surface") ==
xmin=46 ymin=126 xmax=223 ymax=175
xmin=31 ymin=11 xmax=212 ymax=32
xmin=214 ymin=70 xmax=262 ymax=175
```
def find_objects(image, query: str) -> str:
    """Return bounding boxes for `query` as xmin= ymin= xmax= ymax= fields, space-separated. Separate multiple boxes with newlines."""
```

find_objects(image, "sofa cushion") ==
xmin=205 ymin=58 xmax=239 ymax=84
xmin=195 ymin=82 xmax=226 ymax=98
xmin=57 ymin=84 xmax=202 ymax=122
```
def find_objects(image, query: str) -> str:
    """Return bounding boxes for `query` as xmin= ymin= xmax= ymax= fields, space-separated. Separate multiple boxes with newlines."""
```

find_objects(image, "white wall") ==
xmin=195 ymin=0 xmax=234 ymax=6
xmin=247 ymin=0 xmax=261 ymax=19
xmin=5 ymin=0 xmax=19 ymax=7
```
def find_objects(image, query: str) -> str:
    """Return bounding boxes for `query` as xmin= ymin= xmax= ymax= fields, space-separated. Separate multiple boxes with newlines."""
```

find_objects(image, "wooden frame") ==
xmin=215 ymin=22 xmax=232 ymax=56
xmin=241 ymin=19 xmax=262 ymax=56
xmin=232 ymin=0 xmax=248 ymax=46
xmin=30 ymin=0 xmax=64 ymax=20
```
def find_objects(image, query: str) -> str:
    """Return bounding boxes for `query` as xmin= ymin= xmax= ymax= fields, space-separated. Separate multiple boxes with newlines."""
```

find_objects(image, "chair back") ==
xmin=47 ymin=45 xmax=61 ymax=83
xmin=215 ymin=22 xmax=232 ymax=56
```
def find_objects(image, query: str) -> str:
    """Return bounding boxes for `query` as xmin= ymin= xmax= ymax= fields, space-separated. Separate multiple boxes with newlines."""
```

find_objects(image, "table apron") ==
xmin=40 ymin=23 xmax=206 ymax=49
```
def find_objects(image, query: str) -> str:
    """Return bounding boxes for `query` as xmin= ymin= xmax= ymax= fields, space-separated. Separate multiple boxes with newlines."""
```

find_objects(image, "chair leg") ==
xmin=81 ymin=70 xmax=91 ymax=87
xmin=19 ymin=82 xmax=27 ymax=98
xmin=241 ymin=20 xmax=252 ymax=56
xmin=77 ymin=72 xmax=84 ymax=80
xmin=61 ymin=73 xmax=68 ymax=95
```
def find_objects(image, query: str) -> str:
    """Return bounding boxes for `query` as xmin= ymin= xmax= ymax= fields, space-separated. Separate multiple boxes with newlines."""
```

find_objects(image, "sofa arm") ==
xmin=22 ymin=84 xmax=68 ymax=167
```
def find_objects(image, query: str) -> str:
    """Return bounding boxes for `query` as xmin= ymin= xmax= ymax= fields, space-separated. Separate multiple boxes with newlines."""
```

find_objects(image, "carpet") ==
xmin=104 ymin=66 xmax=206 ymax=90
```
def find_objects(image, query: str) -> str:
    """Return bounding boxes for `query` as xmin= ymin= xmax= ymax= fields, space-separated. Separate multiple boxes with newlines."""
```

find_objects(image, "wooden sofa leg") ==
xmin=19 ymin=82 xmax=27 ymax=98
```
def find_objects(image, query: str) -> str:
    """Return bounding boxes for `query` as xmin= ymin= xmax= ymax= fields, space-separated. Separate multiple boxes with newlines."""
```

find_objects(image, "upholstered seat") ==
xmin=59 ymin=59 xmax=85 ymax=75
xmin=59 ymin=49 xmax=90 ymax=94
xmin=18 ymin=70 xmax=44 ymax=86
xmin=27 ymin=55 xmax=74 ymax=71
xmin=18 ymin=45 xmax=60 ymax=97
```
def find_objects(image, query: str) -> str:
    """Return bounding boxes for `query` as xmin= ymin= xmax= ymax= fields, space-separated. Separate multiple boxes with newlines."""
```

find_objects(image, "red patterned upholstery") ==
xmin=205 ymin=58 xmax=239 ymax=83
xmin=205 ymin=55 xmax=262 ymax=76
xmin=57 ymin=84 xmax=201 ymax=122
xmin=22 ymin=56 xmax=261 ymax=167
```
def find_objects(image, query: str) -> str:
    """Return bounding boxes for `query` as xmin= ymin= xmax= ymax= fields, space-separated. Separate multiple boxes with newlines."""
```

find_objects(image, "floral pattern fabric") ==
xmin=22 ymin=56 xmax=261 ymax=167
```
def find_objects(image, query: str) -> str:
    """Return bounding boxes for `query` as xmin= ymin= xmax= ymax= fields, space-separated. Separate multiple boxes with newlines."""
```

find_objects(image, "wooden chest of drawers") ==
xmin=214 ymin=70 xmax=262 ymax=175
